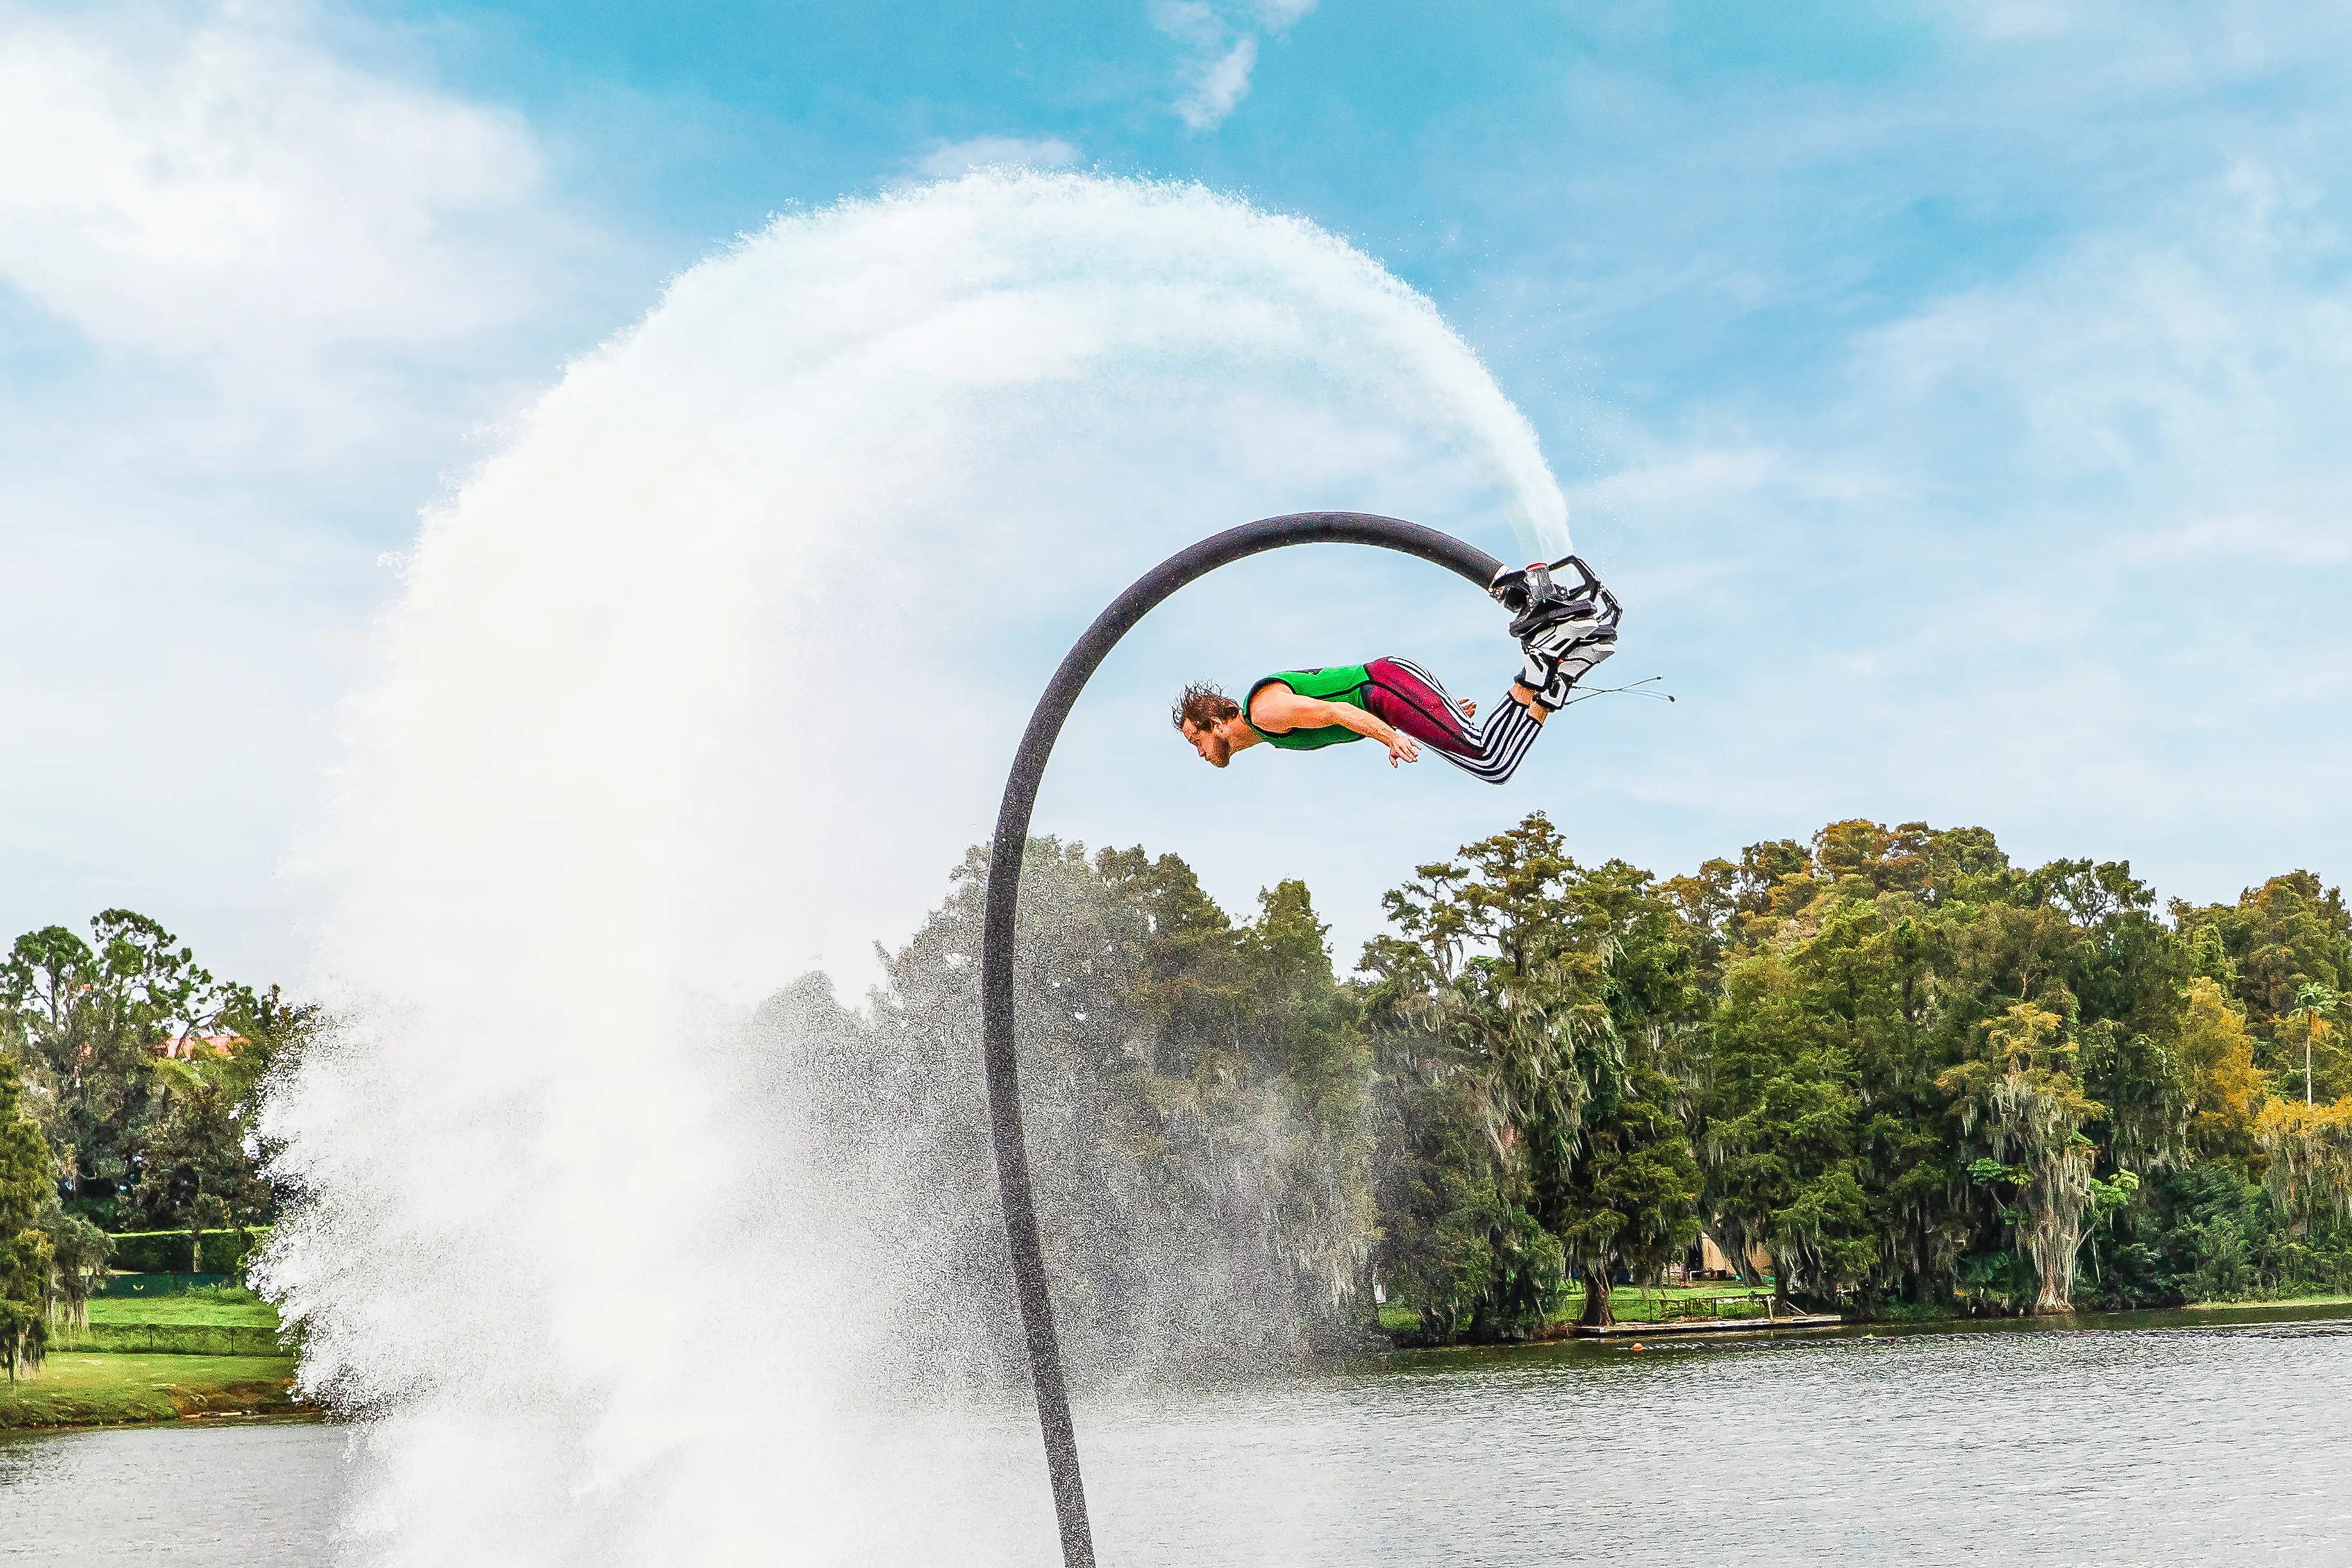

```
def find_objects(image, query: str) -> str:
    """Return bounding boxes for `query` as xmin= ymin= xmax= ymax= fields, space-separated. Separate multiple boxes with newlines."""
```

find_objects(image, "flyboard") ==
xmin=978 ymin=512 xmax=1603 ymax=1567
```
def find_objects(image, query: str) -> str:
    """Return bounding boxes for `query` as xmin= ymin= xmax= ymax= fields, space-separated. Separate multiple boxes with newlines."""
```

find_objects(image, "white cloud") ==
xmin=1542 ymin=110 xmax=2352 ymax=905
xmin=908 ymin=135 xmax=1080 ymax=179
xmin=0 ymin=1 xmax=549 ymax=363
xmin=1254 ymin=0 xmax=1319 ymax=25
xmin=2122 ymin=513 xmax=2352 ymax=567
xmin=1151 ymin=0 xmax=1315 ymax=131
xmin=1960 ymin=1 xmax=2087 ymax=40
xmin=1180 ymin=37 xmax=1258 ymax=132
xmin=0 ymin=1 xmax=589 ymax=987
xmin=1847 ymin=158 xmax=2352 ymax=560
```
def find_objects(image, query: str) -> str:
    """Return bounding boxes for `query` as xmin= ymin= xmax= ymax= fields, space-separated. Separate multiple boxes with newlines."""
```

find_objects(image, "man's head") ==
xmin=1172 ymin=681 xmax=1247 ymax=767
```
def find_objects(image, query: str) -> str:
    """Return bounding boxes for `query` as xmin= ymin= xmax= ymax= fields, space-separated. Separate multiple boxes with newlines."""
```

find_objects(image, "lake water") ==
xmin=4 ymin=1310 xmax=2348 ymax=1565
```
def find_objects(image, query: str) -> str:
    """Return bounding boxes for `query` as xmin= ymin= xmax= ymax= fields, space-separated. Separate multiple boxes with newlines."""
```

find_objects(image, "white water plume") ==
xmin=260 ymin=171 xmax=1569 ymax=1565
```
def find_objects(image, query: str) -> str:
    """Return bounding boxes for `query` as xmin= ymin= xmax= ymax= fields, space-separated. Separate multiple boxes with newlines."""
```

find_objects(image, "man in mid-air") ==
xmin=1172 ymin=556 xmax=1619 ymax=785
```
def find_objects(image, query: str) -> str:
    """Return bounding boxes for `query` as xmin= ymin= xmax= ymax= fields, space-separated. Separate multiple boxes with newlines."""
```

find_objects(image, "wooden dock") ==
xmin=1572 ymin=1312 xmax=1842 ymax=1339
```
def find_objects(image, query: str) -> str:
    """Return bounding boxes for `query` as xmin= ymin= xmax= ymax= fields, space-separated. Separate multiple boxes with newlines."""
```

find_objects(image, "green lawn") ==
xmin=86 ymin=1291 xmax=279 ymax=1330
xmin=2181 ymin=1290 xmax=2352 ymax=1311
xmin=1381 ymin=1281 xmax=1777 ymax=1335
xmin=3 ymin=1289 xmax=302 ymax=1426
xmin=44 ymin=1287 xmax=290 ymax=1357
xmin=1381 ymin=1284 xmax=2352 ymax=1340
xmin=1602 ymin=1283 xmax=1778 ymax=1322
xmin=0 ymin=1352 xmax=300 ymax=1428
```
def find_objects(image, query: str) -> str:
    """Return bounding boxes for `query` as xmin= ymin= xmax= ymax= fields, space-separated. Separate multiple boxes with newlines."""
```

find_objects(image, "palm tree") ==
xmin=2286 ymin=983 xmax=2339 ymax=1106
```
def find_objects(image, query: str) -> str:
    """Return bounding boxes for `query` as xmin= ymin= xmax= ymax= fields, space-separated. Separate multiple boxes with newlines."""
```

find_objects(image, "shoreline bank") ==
xmin=1385 ymin=1291 xmax=2352 ymax=1355
xmin=0 ymin=1353 xmax=303 ymax=1431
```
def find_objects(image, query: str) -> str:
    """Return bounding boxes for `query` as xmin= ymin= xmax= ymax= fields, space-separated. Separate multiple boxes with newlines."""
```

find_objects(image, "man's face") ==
xmin=1180 ymin=717 xmax=1233 ymax=768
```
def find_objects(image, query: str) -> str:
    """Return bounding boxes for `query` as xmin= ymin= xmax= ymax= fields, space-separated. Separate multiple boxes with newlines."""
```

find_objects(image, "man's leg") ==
xmin=1364 ymin=657 xmax=1549 ymax=786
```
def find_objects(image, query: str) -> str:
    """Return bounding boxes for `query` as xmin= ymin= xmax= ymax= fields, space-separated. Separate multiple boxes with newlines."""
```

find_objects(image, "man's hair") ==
xmin=1172 ymin=681 xmax=1242 ymax=731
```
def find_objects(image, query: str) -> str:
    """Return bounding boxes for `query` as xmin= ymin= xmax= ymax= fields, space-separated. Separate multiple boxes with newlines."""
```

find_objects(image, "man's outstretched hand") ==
xmin=1388 ymin=732 xmax=1420 ymax=767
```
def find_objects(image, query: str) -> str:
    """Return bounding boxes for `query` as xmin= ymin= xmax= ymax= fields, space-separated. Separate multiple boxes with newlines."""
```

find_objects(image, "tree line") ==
xmin=8 ymin=816 xmax=2348 ymax=1378
xmin=1371 ymin=815 xmax=2351 ymax=1339
xmin=0 ymin=912 xmax=299 ymax=1376
xmin=756 ymin=840 xmax=1380 ymax=1386
xmin=791 ymin=814 xmax=2352 ymax=1360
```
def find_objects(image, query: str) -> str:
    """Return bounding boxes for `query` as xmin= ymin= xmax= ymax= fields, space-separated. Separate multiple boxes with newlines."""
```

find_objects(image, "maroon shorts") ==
xmin=1360 ymin=656 xmax=1481 ymax=758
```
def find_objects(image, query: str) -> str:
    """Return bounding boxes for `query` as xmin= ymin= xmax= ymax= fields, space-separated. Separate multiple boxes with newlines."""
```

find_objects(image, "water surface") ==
xmin=0 ymin=1417 xmax=343 ymax=1563
xmin=4 ymin=1314 xmax=2346 ymax=1564
xmin=1090 ymin=1315 xmax=2352 ymax=1565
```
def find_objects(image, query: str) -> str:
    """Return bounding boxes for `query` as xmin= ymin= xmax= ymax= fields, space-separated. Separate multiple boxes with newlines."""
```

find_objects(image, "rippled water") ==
xmin=1094 ymin=1315 xmax=2352 ymax=1566
xmin=4 ymin=1315 xmax=2348 ymax=1565
xmin=0 ymin=1417 xmax=344 ymax=1562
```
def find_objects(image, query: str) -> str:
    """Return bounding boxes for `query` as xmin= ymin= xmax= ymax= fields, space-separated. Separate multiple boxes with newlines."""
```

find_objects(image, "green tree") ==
xmin=1372 ymin=1062 xmax=1562 ymax=1341
xmin=1553 ymin=1046 xmax=1700 ymax=1327
xmin=2173 ymin=977 xmax=2265 ymax=1163
xmin=1367 ymin=814 xmax=1699 ymax=1336
xmin=1732 ymin=846 xmax=1969 ymax=1308
xmin=2175 ymin=872 xmax=2352 ymax=1084
xmin=128 ymin=979 xmax=306 ymax=1267
xmin=2255 ymin=1095 xmax=2352 ymax=1234
xmin=1693 ymin=822 xmax=2190 ymax=1314
xmin=39 ymin=1208 xmax=113 ymax=1333
xmin=1701 ymin=952 xmax=1876 ymax=1311
xmin=135 ymin=1056 xmax=261 ymax=1272
xmin=1 ymin=1056 xmax=55 ymax=1379
xmin=2284 ymin=982 xmax=2340 ymax=1106
xmin=1940 ymin=1004 xmax=2107 ymax=1313
xmin=2037 ymin=860 xmax=2193 ymax=1177
xmin=1365 ymin=816 xmax=1605 ymax=1340
xmin=790 ymin=837 xmax=1380 ymax=1377
xmin=0 ymin=911 xmax=222 ymax=1221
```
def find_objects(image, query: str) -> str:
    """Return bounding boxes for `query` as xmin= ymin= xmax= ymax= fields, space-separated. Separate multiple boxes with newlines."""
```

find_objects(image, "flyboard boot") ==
xmin=1490 ymin=555 xmax=1621 ymax=710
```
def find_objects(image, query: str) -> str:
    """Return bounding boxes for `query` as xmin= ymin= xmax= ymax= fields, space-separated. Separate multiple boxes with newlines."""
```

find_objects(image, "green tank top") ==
xmin=1244 ymin=665 xmax=1373 ymax=750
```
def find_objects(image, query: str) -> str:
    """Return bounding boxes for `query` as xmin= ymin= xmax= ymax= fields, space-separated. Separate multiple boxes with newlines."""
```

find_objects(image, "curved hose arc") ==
xmin=978 ymin=511 xmax=1503 ymax=1567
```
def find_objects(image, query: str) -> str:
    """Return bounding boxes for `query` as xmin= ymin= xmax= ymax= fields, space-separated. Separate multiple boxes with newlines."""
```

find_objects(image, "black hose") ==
xmin=978 ymin=512 xmax=1503 ymax=1566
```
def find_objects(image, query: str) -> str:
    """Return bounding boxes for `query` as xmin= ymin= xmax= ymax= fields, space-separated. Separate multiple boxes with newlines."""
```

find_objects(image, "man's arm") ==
xmin=1248 ymin=685 xmax=1420 ymax=766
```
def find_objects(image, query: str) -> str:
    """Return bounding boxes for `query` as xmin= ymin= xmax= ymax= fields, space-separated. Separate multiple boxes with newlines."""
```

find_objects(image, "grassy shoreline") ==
xmin=1378 ymin=1282 xmax=2352 ymax=1342
xmin=0 ymin=1352 xmax=302 ymax=1430
xmin=1378 ymin=1283 xmax=1781 ymax=1337
xmin=11 ymin=1285 xmax=2349 ymax=1431
xmin=0 ymin=1287 xmax=304 ymax=1431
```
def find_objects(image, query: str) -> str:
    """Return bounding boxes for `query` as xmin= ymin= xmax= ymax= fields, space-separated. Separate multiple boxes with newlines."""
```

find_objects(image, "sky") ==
xmin=4 ymin=0 xmax=2351 ymax=990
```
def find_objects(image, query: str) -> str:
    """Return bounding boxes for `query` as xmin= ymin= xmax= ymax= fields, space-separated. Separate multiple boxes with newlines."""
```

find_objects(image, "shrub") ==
xmin=105 ymin=1228 xmax=271 ymax=1276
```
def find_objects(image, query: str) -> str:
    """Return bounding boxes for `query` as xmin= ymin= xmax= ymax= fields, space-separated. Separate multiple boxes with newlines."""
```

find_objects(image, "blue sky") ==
xmin=4 ymin=0 xmax=2350 ymax=986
